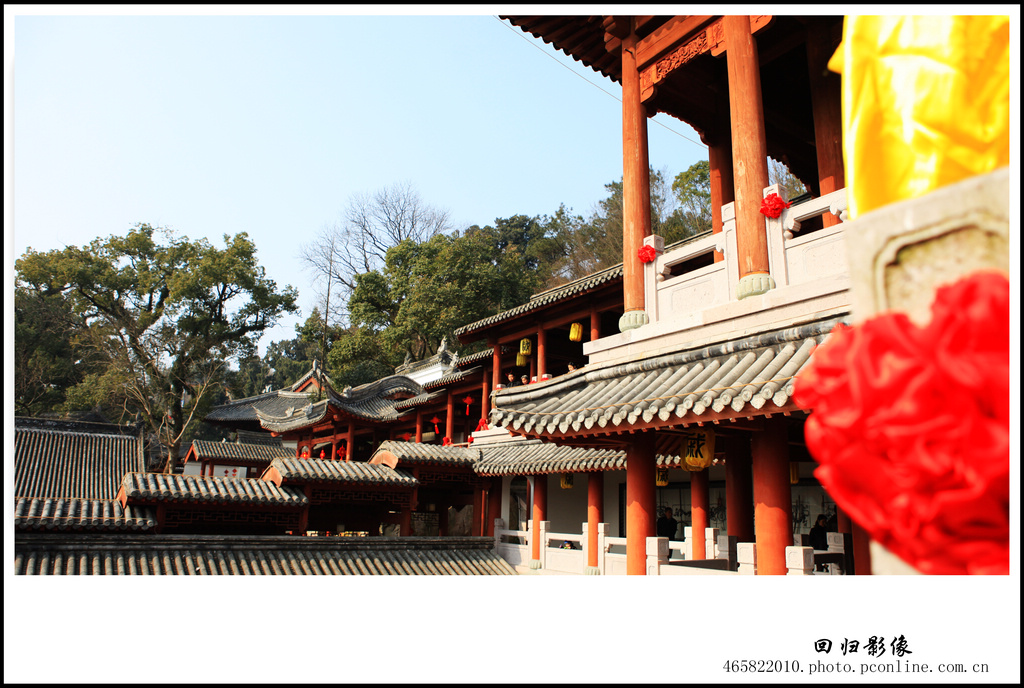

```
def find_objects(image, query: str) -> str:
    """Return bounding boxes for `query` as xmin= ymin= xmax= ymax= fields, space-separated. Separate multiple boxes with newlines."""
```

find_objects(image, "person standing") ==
xmin=657 ymin=507 xmax=679 ymax=541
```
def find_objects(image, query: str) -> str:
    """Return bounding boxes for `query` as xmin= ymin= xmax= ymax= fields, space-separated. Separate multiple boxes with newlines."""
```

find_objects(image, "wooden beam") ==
xmin=636 ymin=15 xmax=715 ymax=70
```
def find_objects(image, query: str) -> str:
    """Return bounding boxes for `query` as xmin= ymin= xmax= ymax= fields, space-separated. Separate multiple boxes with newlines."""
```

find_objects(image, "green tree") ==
xmin=671 ymin=159 xmax=713 ymax=238
xmin=14 ymin=287 xmax=103 ymax=416
xmin=16 ymin=224 xmax=299 ymax=468
xmin=345 ymin=227 xmax=539 ymax=368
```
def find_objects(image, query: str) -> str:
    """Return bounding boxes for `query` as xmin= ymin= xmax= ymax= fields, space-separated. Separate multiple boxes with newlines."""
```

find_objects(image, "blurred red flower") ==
xmin=795 ymin=271 xmax=1009 ymax=574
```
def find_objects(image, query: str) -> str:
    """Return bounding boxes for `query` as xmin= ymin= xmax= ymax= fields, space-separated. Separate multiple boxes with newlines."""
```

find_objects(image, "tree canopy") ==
xmin=16 ymin=224 xmax=299 ymax=467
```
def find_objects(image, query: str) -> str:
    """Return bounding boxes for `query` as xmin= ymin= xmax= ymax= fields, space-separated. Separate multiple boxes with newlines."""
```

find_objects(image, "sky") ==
xmin=9 ymin=7 xmax=712 ymax=355
xmin=5 ymin=7 xmax=1020 ymax=685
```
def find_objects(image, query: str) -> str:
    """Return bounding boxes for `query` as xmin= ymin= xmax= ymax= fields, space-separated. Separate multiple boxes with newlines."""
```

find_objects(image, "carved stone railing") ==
xmin=642 ymin=184 xmax=849 ymax=330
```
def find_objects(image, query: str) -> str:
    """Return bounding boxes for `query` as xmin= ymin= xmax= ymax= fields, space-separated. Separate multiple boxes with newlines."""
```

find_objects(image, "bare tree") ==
xmin=301 ymin=181 xmax=452 ymax=324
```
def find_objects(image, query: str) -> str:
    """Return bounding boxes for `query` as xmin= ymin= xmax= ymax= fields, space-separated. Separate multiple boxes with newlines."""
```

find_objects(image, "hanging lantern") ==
xmin=519 ymin=338 xmax=532 ymax=355
xmin=430 ymin=416 xmax=441 ymax=434
xmin=516 ymin=352 xmax=527 ymax=367
xmin=656 ymin=468 xmax=669 ymax=487
xmin=790 ymin=462 xmax=801 ymax=485
xmin=569 ymin=322 xmax=583 ymax=342
xmin=560 ymin=473 xmax=573 ymax=490
xmin=462 ymin=395 xmax=474 ymax=415
xmin=682 ymin=427 xmax=715 ymax=470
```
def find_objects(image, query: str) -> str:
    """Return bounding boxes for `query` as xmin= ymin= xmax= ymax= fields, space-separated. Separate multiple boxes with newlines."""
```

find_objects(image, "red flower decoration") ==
xmin=794 ymin=271 xmax=1009 ymax=574
xmin=637 ymin=244 xmax=658 ymax=264
xmin=462 ymin=395 xmax=474 ymax=415
xmin=475 ymin=418 xmax=489 ymax=432
xmin=760 ymin=193 xmax=791 ymax=218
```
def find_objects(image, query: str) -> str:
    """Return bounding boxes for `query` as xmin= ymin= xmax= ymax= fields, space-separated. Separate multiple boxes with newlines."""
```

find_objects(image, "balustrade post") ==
xmin=647 ymin=536 xmax=669 ymax=576
xmin=737 ymin=542 xmax=758 ymax=575
xmin=786 ymin=546 xmax=815 ymax=575
xmin=705 ymin=527 xmax=720 ymax=559
xmin=538 ymin=520 xmax=550 ymax=570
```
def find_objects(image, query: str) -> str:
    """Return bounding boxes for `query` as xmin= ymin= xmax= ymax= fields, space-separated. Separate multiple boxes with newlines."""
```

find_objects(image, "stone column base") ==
xmin=529 ymin=559 xmax=542 ymax=570
xmin=618 ymin=309 xmax=649 ymax=332
xmin=737 ymin=272 xmax=775 ymax=299
xmin=583 ymin=566 xmax=601 ymax=575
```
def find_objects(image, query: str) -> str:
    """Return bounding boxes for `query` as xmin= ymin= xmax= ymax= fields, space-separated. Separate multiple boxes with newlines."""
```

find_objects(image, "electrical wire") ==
xmin=494 ymin=16 xmax=708 ymax=151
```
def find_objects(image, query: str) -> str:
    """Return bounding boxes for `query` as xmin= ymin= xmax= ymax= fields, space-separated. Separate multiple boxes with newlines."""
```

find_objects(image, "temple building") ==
xmin=13 ymin=14 xmax=1008 ymax=579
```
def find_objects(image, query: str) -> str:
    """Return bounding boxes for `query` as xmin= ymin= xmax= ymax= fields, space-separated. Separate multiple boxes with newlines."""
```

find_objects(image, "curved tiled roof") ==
xmin=256 ymin=375 xmax=424 ymax=432
xmin=15 ymin=423 xmax=145 ymax=500
xmin=490 ymin=317 xmax=844 ymax=438
xmin=502 ymin=16 xmax=622 ymax=83
xmin=268 ymin=458 xmax=419 ymax=487
xmin=205 ymin=390 xmax=312 ymax=423
xmin=14 ymin=498 xmax=157 ymax=532
xmin=372 ymin=441 xmax=478 ymax=467
xmin=119 ymin=473 xmax=308 ymax=507
xmin=455 ymin=264 xmax=623 ymax=339
xmin=393 ymin=391 xmax=444 ymax=411
xmin=474 ymin=438 xmax=694 ymax=476
xmin=189 ymin=440 xmax=293 ymax=464
xmin=14 ymin=534 xmax=518 ymax=575
xmin=424 ymin=365 xmax=483 ymax=390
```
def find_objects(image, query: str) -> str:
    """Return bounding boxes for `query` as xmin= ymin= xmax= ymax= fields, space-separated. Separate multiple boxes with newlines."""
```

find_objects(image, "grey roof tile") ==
xmin=188 ymin=440 xmax=293 ymax=464
xmin=371 ymin=441 xmax=479 ymax=467
xmin=15 ymin=422 xmax=146 ymax=500
xmin=13 ymin=534 xmax=517 ymax=575
xmin=119 ymin=473 xmax=308 ymax=507
xmin=14 ymin=498 xmax=158 ymax=532
xmin=268 ymin=458 xmax=419 ymax=487
xmin=489 ymin=316 xmax=845 ymax=437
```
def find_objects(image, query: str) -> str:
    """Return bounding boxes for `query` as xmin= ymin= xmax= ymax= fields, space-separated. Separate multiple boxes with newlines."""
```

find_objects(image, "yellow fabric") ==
xmin=828 ymin=16 xmax=1010 ymax=219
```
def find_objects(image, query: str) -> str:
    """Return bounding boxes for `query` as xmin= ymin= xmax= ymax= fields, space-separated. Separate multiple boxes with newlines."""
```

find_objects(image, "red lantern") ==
xmin=462 ymin=395 xmax=474 ymax=415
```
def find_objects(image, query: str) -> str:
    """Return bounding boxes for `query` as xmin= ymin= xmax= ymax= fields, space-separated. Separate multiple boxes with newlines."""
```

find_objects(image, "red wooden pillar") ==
xmin=536 ymin=326 xmax=546 ymax=379
xmin=530 ymin=474 xmax=548 ymax=567
xmin=445 ymin=392 xmax=454 ymax=442
xmin=345 ymin=423 xmax=355 ymax=462
xmin=626 ymin=431 xmax=657 ymax=575
xmin=472 ymin=487 xmax=484 ymax=536
xmin=806 ymin=24 xmax=845 ymax=227
xmin=487 ymin=478 xmax=502 ymax=537
xmin=415 ymin=411 xmax=423 ymax=443
xmin=590 ymin=306 xmax=601 ymax=342
xmin=691 ymin=469 xmax=710 ymax=560
xmin=620 ymin=27 xmax=652 ymax=332
xmin=724 ymin=15 xmax=773 ymax=299
xmin=837 ymin=507 xmax=872 ymax=575
xmin=587 ymin=471 xmax=604 ymax=570
xmin=490 ymin=337 xmax=501 ymax=392
xmin=709 ymin=139 xmax=734 ymax=263
xmin=481 ymin=370 xmax=491 ymax=425
xmin=752 ymin=421 xmax=792 ymax=575
xmin=726 ymin=434 xmax=755 ymax=543
xmin=399 ymin=507 xmax=412 ymax=537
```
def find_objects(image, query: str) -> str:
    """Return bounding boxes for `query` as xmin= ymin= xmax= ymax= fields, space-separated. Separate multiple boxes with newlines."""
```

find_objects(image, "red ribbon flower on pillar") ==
xmin=759 ymin=193 xmax=792 ymax=218
xmin=442 ymin=436 xmax=452 ymax=447
xmin=462 ymin=395 xmax=474 ymax=416
xmin=794 ymin=271 xmax=1009 ymax=575
xmin=400 ymin=432 xmax=412 ymax=442
xmin=638 ymin=244 xmax=658 ymax=263
xmin=475 ymin=418 xmax=489 ymax=432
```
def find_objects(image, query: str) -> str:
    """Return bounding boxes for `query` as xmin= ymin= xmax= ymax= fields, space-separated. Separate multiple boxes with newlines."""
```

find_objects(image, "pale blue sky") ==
xmin=11 ymin=9 xmax=710 ymax=352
